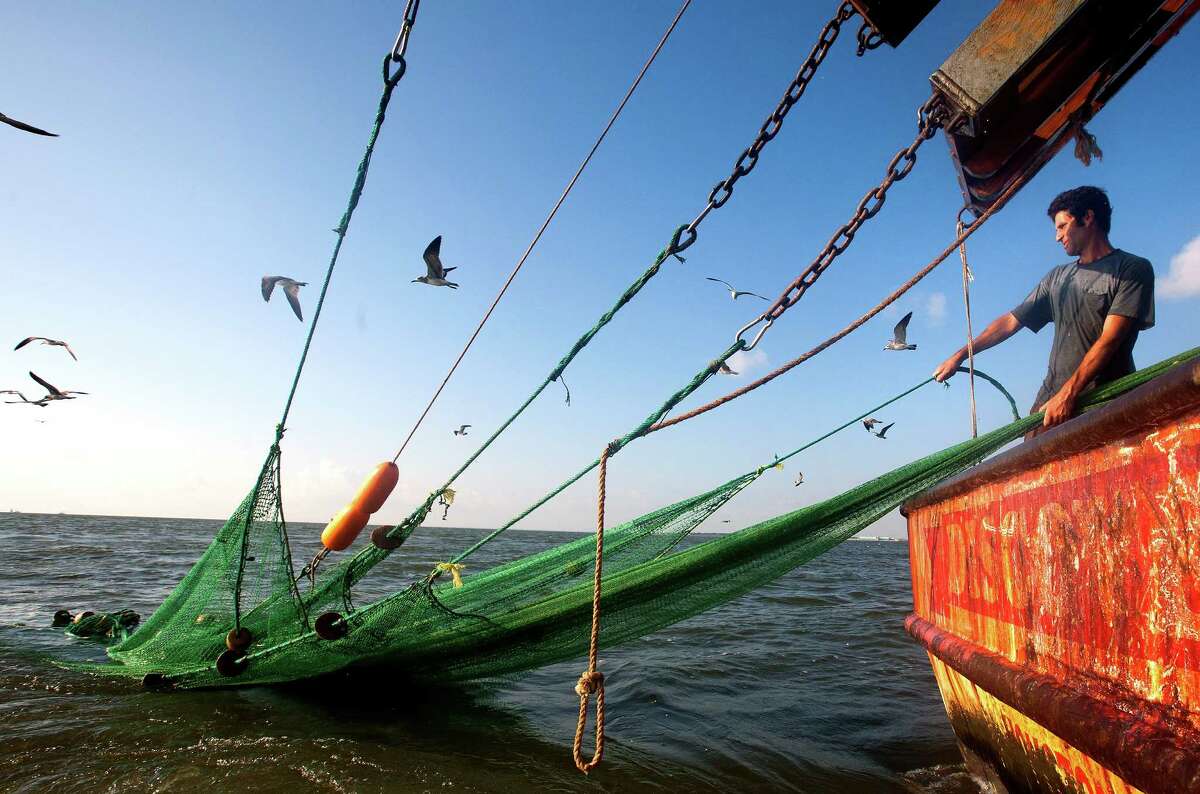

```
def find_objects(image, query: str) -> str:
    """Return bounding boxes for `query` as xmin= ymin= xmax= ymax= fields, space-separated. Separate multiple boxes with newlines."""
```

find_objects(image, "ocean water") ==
xmin=0 ymin=513 xmax=982 ymax=793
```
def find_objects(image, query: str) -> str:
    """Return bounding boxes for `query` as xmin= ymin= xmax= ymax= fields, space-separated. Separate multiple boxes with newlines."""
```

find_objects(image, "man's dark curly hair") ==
xmin=1047 ymin=186 xmax=1112 ymax=234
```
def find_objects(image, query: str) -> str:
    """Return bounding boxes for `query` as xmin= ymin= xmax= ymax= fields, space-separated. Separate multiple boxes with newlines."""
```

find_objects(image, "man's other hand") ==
xmin=932 ymin=350 xmax=966 ymax=382
xmin=1040 ymin=384 xmax=1078 ymax=428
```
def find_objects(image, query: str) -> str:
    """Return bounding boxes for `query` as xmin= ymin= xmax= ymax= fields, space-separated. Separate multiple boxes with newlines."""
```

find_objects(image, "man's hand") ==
xmin=933 ymin=350 xmax=966 ymax=382
xmin=1037 ymin=314 xmax=1138 ymax=430
xmin=1039 ymin=384 xmax=1078 ymax=428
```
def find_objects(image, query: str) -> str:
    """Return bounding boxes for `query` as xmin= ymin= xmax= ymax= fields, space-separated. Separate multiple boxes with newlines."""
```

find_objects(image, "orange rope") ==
xmin=647 ymin=174 xmax=1027 ymax=434
xmin=573 ymin=442 xmax=612 ymax=773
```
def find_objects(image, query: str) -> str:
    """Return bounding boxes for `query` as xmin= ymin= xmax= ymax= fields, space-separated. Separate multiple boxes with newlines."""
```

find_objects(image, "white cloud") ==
xmin=926 ymin=292 xmax=947 ymax=325
xmin=726 ymin=349 xmax=769 ymax=377
xmin=1159 ymin=234 xmax=1200 ymax=298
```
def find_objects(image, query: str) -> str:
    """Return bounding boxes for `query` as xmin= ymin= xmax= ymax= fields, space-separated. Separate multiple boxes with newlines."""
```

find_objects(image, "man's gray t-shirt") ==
xmin=1011 ymin=249 xmax=1154 ymax=410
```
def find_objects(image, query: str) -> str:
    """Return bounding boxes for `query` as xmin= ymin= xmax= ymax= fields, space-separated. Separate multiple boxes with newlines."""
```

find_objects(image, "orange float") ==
xmin=319 ymin=462 xmax=399 ymax=552
xmin=350 ymin=462 xmax=399 ymax=514
xmin=320 ymin=504 xmax=370 ymax=551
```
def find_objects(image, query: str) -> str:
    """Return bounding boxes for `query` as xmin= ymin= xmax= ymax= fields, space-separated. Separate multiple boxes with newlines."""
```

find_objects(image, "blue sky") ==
xmin=3 ymin=2 xmax=1198 ymax=541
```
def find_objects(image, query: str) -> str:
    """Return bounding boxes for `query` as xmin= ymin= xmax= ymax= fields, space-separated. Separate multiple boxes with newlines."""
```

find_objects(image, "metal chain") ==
xmin=674 ymin=1 xmax=859 ymax=255
xmin=737 ymin=95 xmax=955 ymax=350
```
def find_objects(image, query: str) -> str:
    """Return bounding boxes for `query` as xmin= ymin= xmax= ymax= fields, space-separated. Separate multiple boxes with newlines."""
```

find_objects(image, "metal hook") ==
xmin=735 ymin=316 xmax=773 ymax=352
xmin=956 ymin=204 xmax=981 ymax=229
xmin=390 ymin=0 xmax=421 ymax=62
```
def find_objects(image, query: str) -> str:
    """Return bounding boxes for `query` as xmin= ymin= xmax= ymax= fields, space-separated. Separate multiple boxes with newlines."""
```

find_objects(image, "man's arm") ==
xmin=932 ymin=312 xmax=1023 ymax=382
xmin=1038 ymin=313 xmax=1139 ymax=428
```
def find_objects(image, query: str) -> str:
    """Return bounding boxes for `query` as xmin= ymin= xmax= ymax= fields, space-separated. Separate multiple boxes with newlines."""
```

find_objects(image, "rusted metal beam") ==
xmin=847 ymin=0 xmax=939 ymax=48
xmin=905 ymin=355 xmax=1200 ymax=515
xmin=931 ymin=0 xmax=1200 ymax=215
xmin=906 ymin=615 xmax=1200 ymax=794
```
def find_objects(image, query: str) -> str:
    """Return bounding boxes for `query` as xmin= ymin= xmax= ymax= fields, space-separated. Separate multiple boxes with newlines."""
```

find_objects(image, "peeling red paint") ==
xmin=905 ymin=359 xmax=1200 ymax=793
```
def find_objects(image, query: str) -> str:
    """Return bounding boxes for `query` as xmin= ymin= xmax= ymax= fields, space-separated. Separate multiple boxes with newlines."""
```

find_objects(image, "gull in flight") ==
xmin=862 ymin=417 xmax=882 ymax=432
xmin=884 ymin=312 xmax=916 ymax=351
xmin=453 ymin=424 xmax=471 ymax=436
xmin=705 ymin=277 xmax=767 ymax=302
xmin=14 ymin=337 xmax=77 ymax=361
xmin=870 ymin=422 xmax=895 ymax=439
xmin=1 ymin=111 xmax=57 ymax=137
xmin=794 ymin=472 xmax=804 ymax=486
xmin=262 ymin=277 xmax=307 ymax=321
xmin=26 ymin=372 xmax=88 ymax=405
xmin=1 ymin=390 xmax=46 ymax=407
xmin=414 ymin=236 xmax=459 ymax=288
xmin=718 ymin=362 xmax=738 ymax=376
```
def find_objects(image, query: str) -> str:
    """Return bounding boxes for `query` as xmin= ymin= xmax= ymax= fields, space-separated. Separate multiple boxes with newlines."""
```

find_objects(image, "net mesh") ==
xmin=99 ymin=349 xmax=1198 ymax=689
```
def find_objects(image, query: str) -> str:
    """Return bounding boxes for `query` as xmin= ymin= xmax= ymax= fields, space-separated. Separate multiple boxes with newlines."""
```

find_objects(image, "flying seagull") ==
xmin=862 ymin=417 xmax=882 ymax=432
xmin=871 ymin=422 xmax=895 ymax=439
xmin=793 ymin=472 xmax=804 ymax=487
xmin=415 ymin=236 xmax=459 ymax=288
xmin=0 ymin=111 xmax=57 ymax=137
xmin=718 ymin=362 xmax=738 ymax=376
xmin=262 ymin=276 xmax=307 ymax=321
xmin=1 ymin=390 xmax=46 ymax=407
xmin=14 ymin=337 xmax=77 ymax=361
xmin=453 ymin=424 xmax=471 ymax=436
xmin=27 ymin=372 xmax=87 ymax=404
xmin=884 ymin=311 xmax=916 ymax=351
xmin=705 ymin=277 xmax=768 ymax=302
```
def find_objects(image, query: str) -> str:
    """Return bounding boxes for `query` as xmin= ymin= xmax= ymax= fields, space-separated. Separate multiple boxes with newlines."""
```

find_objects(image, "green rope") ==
xmin=234 ymin=56 xmax=410 ymax=620
xmin=449 ymin=341 xmax=744 ymax=565
xmin=307 ymin=332 xmax=742 ymax=609
xmin=768 ymin=366 xmax=1017 ymax=471
xmin=279 ymin=56 xmax=403 ymax=430
xmin=954 ymin=366 xmax=1020 ymax=421
xmin=296 ymin=226 xmax=697 ymax=610
xmin=357 ymin=224 xmax=691 ymax=555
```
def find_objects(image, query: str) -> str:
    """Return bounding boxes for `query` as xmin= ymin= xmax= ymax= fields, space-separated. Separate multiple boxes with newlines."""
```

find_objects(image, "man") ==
xmin=933 ymin=186 xmax=1154 ymax=430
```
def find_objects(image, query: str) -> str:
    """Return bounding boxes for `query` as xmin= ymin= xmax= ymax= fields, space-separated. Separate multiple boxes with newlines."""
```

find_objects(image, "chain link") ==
xmin=675 ymin=2 xmax=858 ymax=256
xmin=758 ymin=95 xmax=955 ymax=326
xmin=855 ymin=21 xmax=885 ymax=57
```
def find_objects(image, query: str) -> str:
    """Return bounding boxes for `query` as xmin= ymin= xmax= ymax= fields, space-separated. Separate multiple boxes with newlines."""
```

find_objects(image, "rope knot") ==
xmin=575 ymin=670 xmax=604 ymax=697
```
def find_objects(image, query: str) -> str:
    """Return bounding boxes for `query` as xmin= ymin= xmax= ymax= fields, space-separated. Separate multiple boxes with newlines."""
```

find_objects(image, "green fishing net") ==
xmin=100 ymin=348 xmax=1198 ymax=689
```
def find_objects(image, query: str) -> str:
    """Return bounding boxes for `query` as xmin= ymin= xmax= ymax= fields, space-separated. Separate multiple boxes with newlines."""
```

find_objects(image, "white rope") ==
xmin=957 ymin=220 xmax=978 ymax=438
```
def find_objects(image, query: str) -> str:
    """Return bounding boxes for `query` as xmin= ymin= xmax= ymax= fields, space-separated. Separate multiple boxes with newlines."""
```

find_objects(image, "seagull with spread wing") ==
xmin=414 ymin=236 xmax=459 ymax=288
xmin=1 ymin=390 xmax=46 ymax=407
xmin=1 ymin=111 xmax=57 ymax=137
xmin=705 ymin=277 xmax=768 ymax=302
xmin=871 ymin=422 xmax=895 ymax=439
xmin=453 ymin=424 xmax=471 ymax=436
xmin=14 ymin=337 xmax=77 ymax=361
xmin=25 ymin=372 xmax=87 ymax=404
xmin=883 ymin=311 xmax=917 ymax=351
xmin=262 ymin=277 xmax=307 ymax=321
xmin=862 ymin=417 xmax=882 ymax=432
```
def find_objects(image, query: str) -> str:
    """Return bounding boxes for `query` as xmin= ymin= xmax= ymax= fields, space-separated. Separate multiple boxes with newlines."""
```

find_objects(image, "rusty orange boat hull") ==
xmin=903 ymin=358 xmax=1200 ymax=794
